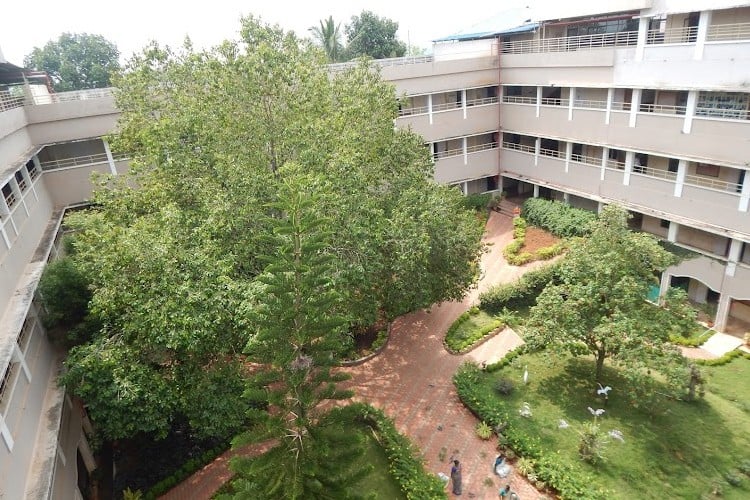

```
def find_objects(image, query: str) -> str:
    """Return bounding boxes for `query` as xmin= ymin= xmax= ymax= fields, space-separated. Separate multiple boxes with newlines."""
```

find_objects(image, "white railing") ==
xmin=434 ymin=147 xmax=463 ymax=160
xmin=695 ymin=107 xmax=750 ymax=121
xmin=399 ymin=96 xmax=498 ymax=116
xmin=631 ymin=165 xmax=677 ymax=181
xmin=611 ymin=101 xmax=630 ymax=111
xmin=329 ymin=55 xmax=434 ymax=72
xmin=573 ymin=99 xmax=608 ymax=110
xmin=540 ymin=98 xmax=569 ymax=107
xmin=502 ymin=141 xmax=535 ymax=154
xmin=639 ymin=103 xmax=686 ymax=115
xmin=32 ymin=87 xmax=113 ymax=105
xmin=606 ymin=159 xmax=626 ymax=169
xmin=707 ymin=22 xmax=750 ymax=42
xmin=398 ymin=105 xmax=429 ymax=117
xmin=502 ymin=95 xmax=537 ymax=105
xmin=39 ymin=152 xmax=128 ymax=171
xmin=646 ymin=26 xmax=698 ymax=44
xmin=570 ymin=153 xmax=602 ymax=166
xmin=466 ymin=141 xmax=498 ymax=154
xmin=684 ymin=173 xmax=742 ymax=193
xmin=434 ymin=142 xmax=497 ymax=160
xmin=466 ymin=96 xmax=499 ymax=107
xmin=501 ymin=30 xmax=637 ymax=54
xmin=539 ymin=147 xmax=561 ymax=158
xmin=431 ymin=101 xmax=462 ymax=113
xmin=0 ymin=92 xmax=27 ymax=112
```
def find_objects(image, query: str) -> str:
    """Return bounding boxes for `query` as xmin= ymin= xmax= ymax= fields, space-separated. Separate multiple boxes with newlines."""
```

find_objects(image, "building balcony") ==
xmin=434 ymin=142 xmax=499 ymax=185
xmin=397 ymin=98 xmax=499 ymax=141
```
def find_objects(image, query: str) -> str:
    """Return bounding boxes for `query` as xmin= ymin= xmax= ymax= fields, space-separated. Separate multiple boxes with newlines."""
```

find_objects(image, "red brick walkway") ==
xmin=162 ymin=212 xmax=545 ymax=499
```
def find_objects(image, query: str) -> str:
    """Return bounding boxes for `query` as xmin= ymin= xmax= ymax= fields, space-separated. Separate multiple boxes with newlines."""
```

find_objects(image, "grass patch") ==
xmin=457 ymin=352 xmax=750 ymax=499
xmin=444 ymin=306 xmax=504 ymax=353
xmin=356 ymin=427 xmax=408 ymax=499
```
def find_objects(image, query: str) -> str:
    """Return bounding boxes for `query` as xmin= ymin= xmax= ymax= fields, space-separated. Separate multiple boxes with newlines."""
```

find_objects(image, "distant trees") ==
xmin=310 ymin=10 xmax=410 ymax=61
xmin=24 ymin=33 xmax=120 ymax=91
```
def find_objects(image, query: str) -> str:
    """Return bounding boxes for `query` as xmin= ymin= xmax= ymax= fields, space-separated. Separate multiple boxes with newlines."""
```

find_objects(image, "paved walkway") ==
xmin=162 ymin=212 xmax=546 ymax=499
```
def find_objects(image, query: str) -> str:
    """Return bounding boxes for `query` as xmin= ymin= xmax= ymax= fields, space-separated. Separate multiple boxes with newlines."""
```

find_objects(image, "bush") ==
xmin=521 ymin=198 xmax=597 ymax=237
xmin=725 ymin=471 xmax=744 ymax=487
xmin=462 ymin=193 xmax=493 ymax=211
xmin=444 ymin=309 xmax=504 ymax=353
xmin=738 ymin=459 xmax=750 ymax=476
xmin=494 ymin=378 xmax=515 ymax=396
xmin=37 ymin=257 xmax=92 ymax=329
xmin=476 ymin=421 xmax=493 ymax=440
xmin=480 ymin=263 xmax=561 ymax=313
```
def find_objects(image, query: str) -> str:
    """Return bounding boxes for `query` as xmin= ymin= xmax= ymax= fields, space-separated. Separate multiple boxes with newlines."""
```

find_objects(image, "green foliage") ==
xmin=344 ymin=11 xmax=407 ymax=59
xmin=444 ymin=309 xmax=503 ymax=353
xmin=476 ymin=421 xmax=493 ymax=440
xmin=494 ymin=378 xmax=515 ymax=396
xmin=725 ymin=471 xmax=744 ymax=487
xmin=485 ymin=346 xmax=526 ymax=373
xmin=24 ymin=32 xmax=120 ymax=91
xmin=309 ymin=16 xmax=344 ymax=62
xmin=122 ymin=488 xmax=143 ymax=500
xmin=738 ymin=459 xmax=750 ymax=476
xmin=577 ymin=421 xmax=607 ymax=465
xmin=461 ymin=193 xmax=492 ymax=211
xmin=479 ymin=263 xmax=561 ymax=313
xmin=37 ymin=257 xmax=91 ymax=330
xmin=371 ymin=330 xmax=388 ymax=351
xmin=521 ymin=198 xmax=597 ymax=237
xmin=695 ymin=349 xmax=749 ymax=366
xmin=143 ymin=444 xmax=226 ymax=499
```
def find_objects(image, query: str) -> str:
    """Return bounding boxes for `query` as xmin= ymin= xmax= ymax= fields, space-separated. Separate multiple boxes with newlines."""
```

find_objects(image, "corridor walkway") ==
xmin=162 ymin=212 xmax=546 ymax=499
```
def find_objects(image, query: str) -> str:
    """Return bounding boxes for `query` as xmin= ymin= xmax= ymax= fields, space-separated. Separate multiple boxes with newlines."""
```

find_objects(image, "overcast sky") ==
xmin=1 ymin=0 xmax=552 ymax=66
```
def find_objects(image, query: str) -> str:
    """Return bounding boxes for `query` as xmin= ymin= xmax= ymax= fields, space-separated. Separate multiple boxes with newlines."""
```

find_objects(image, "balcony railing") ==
xmin=467 ymin=96 xmax=499 ymax=107
xmin=501 ymin=31 xmax=637 ymax=54
xmin=399 ymin=95 xmax=498 ymax=117
xmin=606 ymin=159 xmax=626 ymax=169
xmin=540 ymin=97 xmax=569 ymax=106
xmin=502 ymin=141 xmax=535 ymax=154
xmin=695 ymin=107 xmax=750 ymax=121
xmin=32 ymin=87 xmax=113 ymax=105
xmin=639 ymin=103 xmax=687 ymax=115
xmin=570 ymin=153 xmax=602 ymax=166
xmin=707 ymin=22 xmax=750 ymax=42
xmin=435 ymin=141 xmax=498 ymax=160
xmin=4 ymin=191 xmax=17 ymax=209
xmin=0 ymin=92 xmax=26 ymax=112
xmin=39 ymin=152 xmax=128 ymax=171
xmin=539 ymin=147 xmax=561 ymax=158
xmin=329 ymin=55 xmax=434 ymax=72
xmin=574 ymin=99 xmax=608 ymax=110
xmin=684 ymin=173 xmax=742 ymax=193
xmin=466 ymin=141 xmax=498 ymax=154
xmin=631 ymin=165 xmax=677 ymax=181
xmin=502 ymin=95 xmax=537 ymax=105
xmin=646 ymin=26 xmax=698 ymax=45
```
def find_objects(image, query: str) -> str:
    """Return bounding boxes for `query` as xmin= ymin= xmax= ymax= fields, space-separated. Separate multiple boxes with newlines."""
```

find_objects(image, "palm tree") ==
xmin=309 ymin=16 xmax=343 ymax=63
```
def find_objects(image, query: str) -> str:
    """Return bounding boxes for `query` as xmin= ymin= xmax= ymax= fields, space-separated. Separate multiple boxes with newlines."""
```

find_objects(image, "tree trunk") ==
xmin=595 ymin=348 xmax=606 ymax=383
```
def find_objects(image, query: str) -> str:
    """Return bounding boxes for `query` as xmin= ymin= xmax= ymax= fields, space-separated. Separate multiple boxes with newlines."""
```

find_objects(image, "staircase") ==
xmin=494 ymin=199 xmax=521 ymax=217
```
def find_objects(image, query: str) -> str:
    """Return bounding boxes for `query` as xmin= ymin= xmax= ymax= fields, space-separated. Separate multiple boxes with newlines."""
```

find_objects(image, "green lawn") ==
xmin=475 ymin=352 xmax=750 ymax=499
xmin=444 ymin=307 xmax=503 ymax=352
xmin=356 ymin=427 xmax=407 ymax=499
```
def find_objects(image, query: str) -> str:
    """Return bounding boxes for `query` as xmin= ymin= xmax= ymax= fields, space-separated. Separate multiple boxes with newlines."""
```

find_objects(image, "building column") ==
xmin=535 ymin=86 xmax=542 ymax=117
xmin=659 ymin=271 xmax=672 ymax=301
xmin=562 ymin=192 xmax=570 ymax=204
xmin=605 ymin=88 xmax=614 ymax=125
xmin=673 ymin=159 xmax=687 ymax=197
xmin=428 ymin=94 xmax=433 ymax=125
xmin=714 ymin=293 xmax=731 ymax=332
xmin=19 ymin=161 xmax=38 ymax=201
xmin=726 ymin=238 xmax=743 ymax=277
xmin=739 ymin=171 xmax=750 ymax=212
xmin=103 ymin=138 xmax=118 ymax=175
xmin=629 ymin=88 xmax=641 ymax=128
xmin=683 ymin=90 xmax=698 ymax=134
xmin=0 ymin=414 xmax=13 ymax=451
xmin=623 ymin=150 xmax=635 ymax=185
xmin=667 ymin=221 xmax=679 ymax=242
xmin=12 ymin=344 xmax=31 ymax=382
xmin=534 ymin=137 xmax=541 ymax=166
xmin=600 ymin=147 xmax=608 ymax=181
xmin=0 ymin=190 xmax=19 ymax=237
xmin=462 ymin=137 xmax=468 ymax=165
xmin=461 ymin=89 xmax=467 ymax=119
xmin=564 ymin=142 xmax=572 ymax=173
xmin=533 ymin=185 xmax=540 ymax=198
xmin=635 ymin=16 xmax=650 ymax=61
xmin=597 ymin=202 xmax=605 ymax=213
xmin=694 ymin=10 xmax=712 ymax=60
xmin=568 ymin=87 xmax=576 ymax=121
xmin=688 ymin=279 xmax=709 ymax=303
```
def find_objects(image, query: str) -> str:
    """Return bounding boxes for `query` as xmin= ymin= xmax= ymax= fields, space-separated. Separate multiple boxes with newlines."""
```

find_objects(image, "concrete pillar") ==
xmin=714 ymin=293 xmax=731 ymax=332
xmin=564 ymin=142 xmax=572 ymax=173
xmin=428 ymin=94 xmax=433 ymax=125
xmin=19 ymin=162 xmax=38 ymax=201
xmin=462 ymin=89 xmax=467 ymax=119
xmin=673 ymin=159 xmax=687 ymax=197
xmin=536 ymin=86 xmax=542 ymax=117
xmin=568 ymin=87 xmax=576 ymax=121
xmin=688 ymin=279 xmax=709 ymax=303
xmin=462 ymin=181 xmax=468 ymax=195
xmin=532 ymin=184 xmax=540 ymax=198
xmin=728 ymin=239 xmax=743 ymax=262
xmin=667 ymin=221 xmax=679 ymax=242
xmin=563 ymin=192 xmax=570 ymax=204
xmin=462 ymin=137 xmax=468 ymax=165
xmin=635 ymin=16 xmax=650 ymax=61
xmin=605 ymin=88 xmax=614 ymax=125
xmin=659 ymin=272 xmax=672 ymax=300
xmin=103 ymin=138 xmax=118 ymax=175
xmin=623 ymin=150 xmax=635 ymax=185
xmin=739 ymin=171 xmax=750 ymax=212
xmin=694 ymin=10 xmax=712 ymax=60
xmin=534 ymin=137 xmax=541 ymax=166
xmin=0 ymin=414 xmax=14 ymax=451
xmin=597 ymin=202 xmax=605 ymax=213
xmin=12 ymin=343 xmax=31 ymax=382
xmin=683 ymin=90 xmax=698 ymax=134
xmin=629 ymin=88 xmax=641 ymax=128
xmin=600 ymin=147 xmax=608 ymax=181
xmin=8 ymin=177 xmax=28 ymax=217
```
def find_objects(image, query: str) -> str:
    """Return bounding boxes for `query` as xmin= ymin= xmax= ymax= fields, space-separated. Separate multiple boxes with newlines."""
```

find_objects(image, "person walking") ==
xmin=450 ymin=459 xmax=463 ymax=495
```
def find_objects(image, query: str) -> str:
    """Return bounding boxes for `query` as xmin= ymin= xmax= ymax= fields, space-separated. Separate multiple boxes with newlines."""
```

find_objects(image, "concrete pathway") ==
xmin=681 ymin=331 xmax=745 ymax=360
xmin=161 ymin=212 xmax=547 ymax=499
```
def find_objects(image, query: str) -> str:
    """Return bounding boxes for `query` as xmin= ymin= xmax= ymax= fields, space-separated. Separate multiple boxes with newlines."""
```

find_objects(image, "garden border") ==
xmin=340 ymin=322 xmax=393 ymax=367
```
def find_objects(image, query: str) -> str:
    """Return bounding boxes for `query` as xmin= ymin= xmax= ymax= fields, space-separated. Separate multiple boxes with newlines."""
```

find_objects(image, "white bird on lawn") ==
xmin=523 ymin=365 xmax=529 ymax=384
xmin=597 ymin=383 xmax=612 ymax=396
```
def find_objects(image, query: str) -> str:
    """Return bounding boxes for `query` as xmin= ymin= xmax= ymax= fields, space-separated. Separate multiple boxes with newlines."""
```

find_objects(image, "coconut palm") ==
xmin=309 ymin=16 xmax=343 ymax=63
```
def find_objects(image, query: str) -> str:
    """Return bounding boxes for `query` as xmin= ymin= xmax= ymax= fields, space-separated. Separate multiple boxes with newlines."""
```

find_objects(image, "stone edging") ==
xmin=444 ymin=323 xmax=506 ymax=356
xmin=339 ymin=322 xmax=393 ymax=367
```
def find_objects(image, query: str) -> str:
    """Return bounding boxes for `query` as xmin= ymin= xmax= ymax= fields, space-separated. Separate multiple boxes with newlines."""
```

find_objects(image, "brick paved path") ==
xmin=162 ymin=212 xmax=546 ymax=499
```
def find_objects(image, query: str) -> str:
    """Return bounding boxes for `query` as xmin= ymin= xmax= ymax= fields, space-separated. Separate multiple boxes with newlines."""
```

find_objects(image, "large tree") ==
xmin=309 ymin=15 xmax=344 ymax=63
xmin=525 ymin=205 xmax=692 ymax=385
xmin=344 ymin=11 xmax=407 ymax=59
xmin=61 ymin=17 xmax=483 ymax=440
xmin=24 ymin=33 xmax=120 ymax=91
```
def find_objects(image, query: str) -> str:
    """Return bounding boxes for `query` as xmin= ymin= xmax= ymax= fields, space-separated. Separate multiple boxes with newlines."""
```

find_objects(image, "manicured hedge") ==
xmin=479 ymin=262 xmax=561 ymax=313
xmin=521 ymin=198 xmax=597 ymax=238
xmin=462 ymin=193 xmax=493 ymax=211
xmin=504 ymin=217 xmax=566 ymax=266
xmin=695 ymin=349 xmax=750 ymax=366
xmin=453 ymin=362 xmax=607 ymax=500
xmin=444 ymin=306 xmax=504 ymax=353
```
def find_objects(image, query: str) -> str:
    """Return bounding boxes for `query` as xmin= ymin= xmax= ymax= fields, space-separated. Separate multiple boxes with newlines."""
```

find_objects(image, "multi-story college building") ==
xmin=1 ymin=0 xmax=749 ymax=497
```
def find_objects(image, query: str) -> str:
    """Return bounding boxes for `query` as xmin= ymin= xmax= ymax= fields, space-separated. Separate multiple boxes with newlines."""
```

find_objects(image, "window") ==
xmin=668 ymin=159 xmax=679 ymax=173
xmin=660 ymin=219 xmax=670 ymax=229
xmin=0 ymin=363 xmax=20 ymax=414
xmin=634 ymin=153 xmax=648 ymax=174
xmin=14 ymin=170 xmax=27 ymax=192
xmin=26 ymin=159 xmax=39 ymax=180
xmin=696 ymin=163 xmax=720 ymax=177
xmin=2 ymin=183 xmax=15 ymax=208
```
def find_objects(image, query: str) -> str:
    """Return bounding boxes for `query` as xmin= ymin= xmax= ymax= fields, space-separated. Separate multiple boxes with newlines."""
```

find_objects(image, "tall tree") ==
xmin=227 ymin=169 xmax=367 ymax=498
xmin=344 ymin=11 xmax=407 ymax=59
xmin=24 ymin=33 xmax=120 ymax=91
xmin=525 ymin=205 xmax=691 ymax=385
xmin=309 ymin=16 xmax=343 ymax=63
xmin=61 ymin=17 xmax=483 ymax=440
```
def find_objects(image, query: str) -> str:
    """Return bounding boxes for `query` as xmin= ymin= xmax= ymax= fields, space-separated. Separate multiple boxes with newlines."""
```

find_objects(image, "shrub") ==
xmin=37 ymin=257 xmax=92 ymax=329
xmin=480 ymin=263 xmax=561 ymax=313
xmin=521 ymin=198 xmax=597 ymax=237
xmin=738 ymin=459 xmax=750 ymax=476
xmin=476 ymin=421 xmax=493 ymax=440
xmin=494 ymin=378 xmax=515 ymax=396
xmin=725 ymin=472 xmax=744 ymax=487
xmin=462 ymin=193 xmax=493 ymax=211
xmin=444 ymin=311 xmax=504 ymax=354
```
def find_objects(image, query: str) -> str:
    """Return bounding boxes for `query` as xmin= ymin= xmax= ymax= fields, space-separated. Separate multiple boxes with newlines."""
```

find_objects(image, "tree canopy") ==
xmin=24 ymin=32 xmax=120 ymax=92
xmin=309 ymin=15 xmax=344 ymax=63
xmin=61 ymin=17 xmax=483 ymax=440
xmin=525 ymin=206 xmax=692 ymax=391
xmin=344 ymin=11 xmax=407 ymax=59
